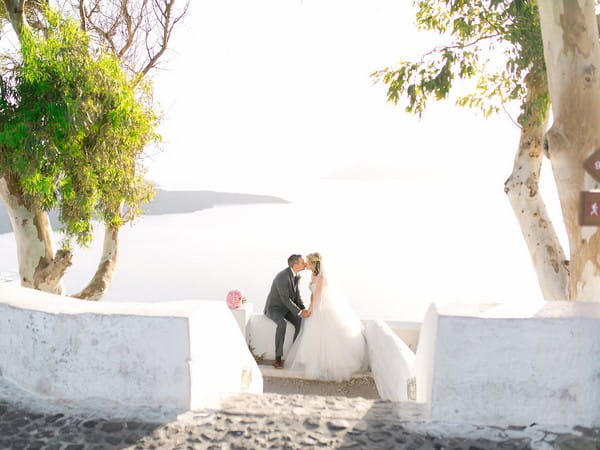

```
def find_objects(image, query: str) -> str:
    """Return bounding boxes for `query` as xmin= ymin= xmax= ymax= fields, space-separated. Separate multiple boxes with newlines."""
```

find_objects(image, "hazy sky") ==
xmin=146 ymin=0 xmax=531 ymax=196
xmin=0 ymin=1 xmax=568 ymax=312
xmin=135 ymin=1 xmax=569 ymax=314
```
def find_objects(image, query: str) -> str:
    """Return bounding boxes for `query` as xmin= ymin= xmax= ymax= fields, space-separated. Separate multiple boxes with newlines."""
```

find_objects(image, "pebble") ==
xmin=0 ymin=393 xmax=598 ymax=449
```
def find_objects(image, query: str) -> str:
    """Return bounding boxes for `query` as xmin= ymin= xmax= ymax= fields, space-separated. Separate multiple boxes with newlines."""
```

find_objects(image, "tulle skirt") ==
xmin=286 ymin=285 xmax=367 ymax=381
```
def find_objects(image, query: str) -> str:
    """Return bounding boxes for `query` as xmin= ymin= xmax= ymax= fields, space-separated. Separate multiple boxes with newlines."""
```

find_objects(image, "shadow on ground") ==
xmin=0 ymin=390 xmax=597 ymax=448
xmin=0 ymin=189 xmax=288 ymax=234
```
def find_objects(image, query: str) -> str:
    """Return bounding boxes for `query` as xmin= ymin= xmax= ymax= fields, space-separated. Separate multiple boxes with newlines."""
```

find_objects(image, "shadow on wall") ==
xmin=0 ymin=189 xmax=289 ymax=234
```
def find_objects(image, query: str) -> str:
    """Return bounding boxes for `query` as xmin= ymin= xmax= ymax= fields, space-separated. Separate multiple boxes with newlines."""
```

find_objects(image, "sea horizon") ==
xmin=0 ymin=177 xmax=553 ymax=322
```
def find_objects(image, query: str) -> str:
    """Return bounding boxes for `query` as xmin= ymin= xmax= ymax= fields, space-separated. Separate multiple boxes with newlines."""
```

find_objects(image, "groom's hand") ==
xmin=300 ymin=310 xmax=311 ymax=318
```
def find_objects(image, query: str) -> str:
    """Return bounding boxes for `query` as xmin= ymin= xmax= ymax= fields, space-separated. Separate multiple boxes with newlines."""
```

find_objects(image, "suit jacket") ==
xmin=264 ymin=267 xmax=305 ymax=316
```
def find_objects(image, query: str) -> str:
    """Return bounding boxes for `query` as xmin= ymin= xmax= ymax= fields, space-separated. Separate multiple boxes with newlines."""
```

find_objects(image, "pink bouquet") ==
xmin=226 ymin=290 xmax=246 ymax=309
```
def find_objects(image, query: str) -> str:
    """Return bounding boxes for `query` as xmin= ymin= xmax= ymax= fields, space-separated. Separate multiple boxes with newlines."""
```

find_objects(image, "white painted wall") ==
xmin=416 ymin=301 xmax=600 ymax=427
xmin=0 ymin=285 xmax=262 ymax=420
xmin=230 ymin=303 xmax=254 ymax=336
xmin=385 ymin=320 xmax=420 ymax=352
xmin=246 ymin=314 xmax=295 ymax=361
xmin=365 ymin=320 xmax=415 ymax=401
xmin=414 ymin=303 xmax=437 ymax=409
xmin=244 ymin=308 xmax=420 ymax=360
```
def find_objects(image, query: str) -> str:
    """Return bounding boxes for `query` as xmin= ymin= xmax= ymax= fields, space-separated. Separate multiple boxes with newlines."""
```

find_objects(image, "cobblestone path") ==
xmin=0 ymin=393 xmax=599 ymax=449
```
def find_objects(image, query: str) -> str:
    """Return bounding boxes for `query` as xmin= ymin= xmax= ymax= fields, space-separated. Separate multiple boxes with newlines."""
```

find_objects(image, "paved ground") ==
xmin=0 ymin=367 xmax=598 ymax=449
xmin=1 ymin=392 xmax=599 ymax=449
xmin=263 ymin=376 xmax=379 ymax=399
xmin=260 ymin=362 xmax=379 ymax=399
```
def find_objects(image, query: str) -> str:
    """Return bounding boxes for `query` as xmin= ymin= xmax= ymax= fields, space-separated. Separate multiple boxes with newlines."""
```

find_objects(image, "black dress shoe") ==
xmin=273 ymin=359 xmax=284 ymax=369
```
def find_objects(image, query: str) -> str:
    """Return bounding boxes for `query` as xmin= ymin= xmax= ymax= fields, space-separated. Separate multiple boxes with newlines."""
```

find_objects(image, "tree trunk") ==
xmin=505 ymin=121 xmax=570 ymax=300
xmin=1 ymin=173 xmax=120 ymax=299
xmin=72 ymin=225 xmax=120 ymax=300
xmin=538 ymin=1 xmax=600 ymax=301
xmin=2 ymin=0 xmax=27 ymax=35
xmin=0 ymin=175 xmax=71 ymax=294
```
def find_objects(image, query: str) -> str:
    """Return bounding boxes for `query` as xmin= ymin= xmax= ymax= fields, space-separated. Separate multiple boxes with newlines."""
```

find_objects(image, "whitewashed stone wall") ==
xmin=0 ymin=285 xmax=262 ymax=420
xmin=246 ymin=314 xmax=295 ymax=361
xmin=415 ymin=302 xmax=600 ymax=427
xmin=245 ymin=310 xmax=420 ymax=362
xmin=230 ymin=303 xmax=254 ymax=335
xmin=365 ymin=320 xmax=415 ymax=401
xmin=384 ymin=320 xmax=420 ymax=352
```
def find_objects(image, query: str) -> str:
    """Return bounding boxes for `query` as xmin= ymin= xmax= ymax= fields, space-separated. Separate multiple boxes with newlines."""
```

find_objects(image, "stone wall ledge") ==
xmin=244 ymin=312 xmax=420 ymax=361
xmin=416 ymin=301 xmax=600 ymax=427
xmin=0 ymin=285 xmax=262 ymax=421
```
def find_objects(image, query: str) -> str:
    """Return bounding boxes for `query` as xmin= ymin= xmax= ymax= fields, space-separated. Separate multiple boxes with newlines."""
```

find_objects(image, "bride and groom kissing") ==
xmin=263 ymin=253 xmax=367 ymax=381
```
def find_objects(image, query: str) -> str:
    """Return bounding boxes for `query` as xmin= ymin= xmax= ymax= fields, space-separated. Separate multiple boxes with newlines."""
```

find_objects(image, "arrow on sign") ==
xmin=583 ymin=148 xmax=600 ymax=182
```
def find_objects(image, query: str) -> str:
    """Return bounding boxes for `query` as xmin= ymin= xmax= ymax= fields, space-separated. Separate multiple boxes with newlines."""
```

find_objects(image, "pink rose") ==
xmin=226 ymin=290 xmax=243 ymax=309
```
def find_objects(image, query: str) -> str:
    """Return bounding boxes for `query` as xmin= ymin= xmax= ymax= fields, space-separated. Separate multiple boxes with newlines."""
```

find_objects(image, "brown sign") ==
xmin=584 ymin=149 xmax=600 ymax=182
xmin=580 ymin=191 xmax=600 ymax=226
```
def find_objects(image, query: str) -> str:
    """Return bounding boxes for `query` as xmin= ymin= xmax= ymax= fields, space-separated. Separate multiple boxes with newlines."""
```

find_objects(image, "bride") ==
xmin=286 ymin=252 xmax=368 ymax=381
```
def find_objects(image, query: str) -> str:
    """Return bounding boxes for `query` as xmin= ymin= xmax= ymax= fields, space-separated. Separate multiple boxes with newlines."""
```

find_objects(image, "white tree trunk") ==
xmin=505 ymin=124 xmax=570 ymax=300
xmin=2 ymin=0 xmax=27 ymax=34
xmin=0 ymin=176 xmax=70 ymax=294
xmin=72 ymin=225 xmax=120 ymax=300
xmin=1 ymin=174 xmax=120 ymax=299
xmin=538 ymin=1 xmax=600 ymax=301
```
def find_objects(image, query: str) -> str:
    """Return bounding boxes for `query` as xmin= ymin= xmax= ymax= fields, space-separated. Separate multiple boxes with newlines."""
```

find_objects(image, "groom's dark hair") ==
xmin=288 ymin=254 xmax=302 ymax=268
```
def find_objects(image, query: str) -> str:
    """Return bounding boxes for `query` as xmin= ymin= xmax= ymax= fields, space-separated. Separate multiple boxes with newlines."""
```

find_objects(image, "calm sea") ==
xmin=0 ymin=178 xmax=554 ymax=321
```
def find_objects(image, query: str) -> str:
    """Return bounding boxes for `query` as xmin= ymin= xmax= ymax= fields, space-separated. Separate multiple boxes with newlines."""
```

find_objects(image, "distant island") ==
xmin=143 ymin=190 xmax=288 ymax=215
xmin=0 ymin=189 xmax=289 ymax=234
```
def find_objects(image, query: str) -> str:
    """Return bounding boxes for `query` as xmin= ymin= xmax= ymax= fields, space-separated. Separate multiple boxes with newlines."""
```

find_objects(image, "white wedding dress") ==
xmin=286 ymin=271 xmax=368 ymax=381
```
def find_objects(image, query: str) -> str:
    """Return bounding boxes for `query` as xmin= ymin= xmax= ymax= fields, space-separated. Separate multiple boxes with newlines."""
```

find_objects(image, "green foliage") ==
xmin=372 ymin=0 xmax=549 ymax=128
xmin=247 ymin=343 xmax=266 ymax=363
xmin=0 ymin=9 xmax=158 ymax=246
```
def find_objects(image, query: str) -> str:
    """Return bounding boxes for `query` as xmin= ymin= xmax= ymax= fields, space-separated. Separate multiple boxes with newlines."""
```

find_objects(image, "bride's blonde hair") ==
xmin=306 ymin=252 xmax=322 ymax=276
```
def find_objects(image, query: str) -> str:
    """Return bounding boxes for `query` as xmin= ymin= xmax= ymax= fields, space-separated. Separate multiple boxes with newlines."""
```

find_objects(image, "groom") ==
xmin=264 ymin=254 xmax=310 ymax=369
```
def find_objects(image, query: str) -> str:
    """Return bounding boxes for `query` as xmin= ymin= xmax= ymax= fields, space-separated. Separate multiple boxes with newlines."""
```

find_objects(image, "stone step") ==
xmin=258 ymin=361 xmax=373 ymax=381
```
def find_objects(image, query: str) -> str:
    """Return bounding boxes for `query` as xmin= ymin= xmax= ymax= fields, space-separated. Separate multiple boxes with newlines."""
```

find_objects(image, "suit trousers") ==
xmin=270 ymin=310 xmax=302 ymax=359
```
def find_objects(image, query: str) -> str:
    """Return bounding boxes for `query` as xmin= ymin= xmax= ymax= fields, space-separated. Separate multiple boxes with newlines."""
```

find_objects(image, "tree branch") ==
xmin=78 ymin=0 xmax=86 ymax=32
xmin=70 ymin=0 xmax=189 ymax=80
xmin=422 ymin=33 xmax=501 ymax=60
xmin=33 ymin=249 xmax=73 ymax=290
xmin=3 ymin=0 xmax=28 ymax=37
xmin=139 ymin=0 xmax=188 ymax=77
xmin=72 ymin=224 xmax=120 ymax=300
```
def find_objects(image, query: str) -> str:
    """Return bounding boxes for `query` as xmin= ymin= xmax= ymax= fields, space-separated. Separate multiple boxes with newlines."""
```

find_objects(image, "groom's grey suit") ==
xmin=264 ymin=267 xmax=306 ymax=359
